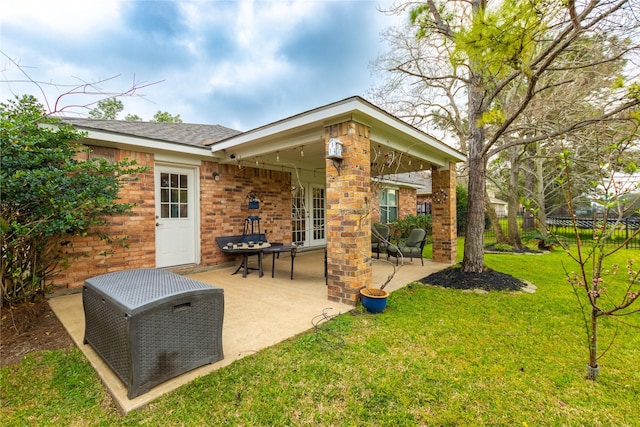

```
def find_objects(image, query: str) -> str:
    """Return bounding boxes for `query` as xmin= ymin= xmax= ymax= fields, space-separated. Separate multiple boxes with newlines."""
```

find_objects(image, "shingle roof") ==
xmin=60 ymin=118 xmax=242 ymax=147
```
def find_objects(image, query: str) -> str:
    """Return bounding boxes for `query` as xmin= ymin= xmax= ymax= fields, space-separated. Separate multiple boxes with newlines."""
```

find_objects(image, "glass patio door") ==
xmin=291 ymin=184 xmax=326 ymax=247
xmin=292 ymin=186 xmax=307 ymax=245
xmin=310 ymin=185 xmax=326 ymax=246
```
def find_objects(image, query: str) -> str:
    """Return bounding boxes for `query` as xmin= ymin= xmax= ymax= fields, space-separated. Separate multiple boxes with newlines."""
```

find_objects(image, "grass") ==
xmin=2 ymin=241 xmax=639 ymax=426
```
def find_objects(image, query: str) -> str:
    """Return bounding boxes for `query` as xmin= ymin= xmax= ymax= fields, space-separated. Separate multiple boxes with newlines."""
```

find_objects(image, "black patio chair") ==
xmin=371 ymin=224 xmax=390 ymax=259
xmin=387 ymin=228 xmax=428 ymax=266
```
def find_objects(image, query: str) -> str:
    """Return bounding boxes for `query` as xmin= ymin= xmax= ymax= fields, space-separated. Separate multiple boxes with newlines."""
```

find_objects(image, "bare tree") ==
xmin=526 ymin=121 xmax=640 ymax=379
xmin=1 ymin=51 xmax=162 ymax=117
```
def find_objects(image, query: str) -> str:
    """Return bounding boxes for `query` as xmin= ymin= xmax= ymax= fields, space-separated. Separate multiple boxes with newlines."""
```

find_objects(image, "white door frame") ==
xmin=155 ymin=163 xmax=200 ymax=267
xmin=309 ymin=184 xmax=326 ymax=246
xmin=291 ymin=180 xmax=326 ymax=248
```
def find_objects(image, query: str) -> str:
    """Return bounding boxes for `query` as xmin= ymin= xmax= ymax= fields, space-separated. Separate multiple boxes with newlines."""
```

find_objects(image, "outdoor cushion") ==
xmin=387 ymin=228 xmax=428 ymax=265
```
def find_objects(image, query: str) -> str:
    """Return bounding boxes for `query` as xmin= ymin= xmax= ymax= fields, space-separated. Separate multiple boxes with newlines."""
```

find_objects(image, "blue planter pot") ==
xmin=360 ymin=288 xmax=388 ymax=313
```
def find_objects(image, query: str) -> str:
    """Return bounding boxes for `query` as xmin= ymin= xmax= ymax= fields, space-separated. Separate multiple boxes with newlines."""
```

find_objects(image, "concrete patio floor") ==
xmin=49 ymin=249 xmax=445 ymax=414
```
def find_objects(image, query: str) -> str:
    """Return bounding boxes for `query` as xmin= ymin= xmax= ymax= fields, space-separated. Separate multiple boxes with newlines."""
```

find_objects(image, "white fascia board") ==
xmin=370 ymin=125 xmax=454 ymax=169
xmin=77 ymin=128 xmax=222 ymax=159
xmin=362 ymin=109 xmax=466 ymax=163
xmin=210 ymin=99 xmax=362 ymax=153
xmin=371 ymin=132 xmax=448 ymax=169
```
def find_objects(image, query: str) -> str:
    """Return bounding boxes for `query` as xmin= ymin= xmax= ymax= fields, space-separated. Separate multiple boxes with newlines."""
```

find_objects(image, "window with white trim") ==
xmin=380 ymin=188 xmax=398 ymax=223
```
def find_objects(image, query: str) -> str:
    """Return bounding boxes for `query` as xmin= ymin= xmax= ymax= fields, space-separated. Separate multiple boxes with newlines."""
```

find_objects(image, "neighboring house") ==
xmin=417 ymin=181 xmax=509 ymax=217
xmin=486 ymin=185 xmax=508 ymax=217
xmin=55 ymin=96 xmax=466 ymax=306
xmin=488 ymin=195 xmax=509 ymax=217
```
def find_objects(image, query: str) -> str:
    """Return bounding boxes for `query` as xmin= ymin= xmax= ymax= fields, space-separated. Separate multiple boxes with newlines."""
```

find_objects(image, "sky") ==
xmin=1 ymin=0 xmax=406 ymax=131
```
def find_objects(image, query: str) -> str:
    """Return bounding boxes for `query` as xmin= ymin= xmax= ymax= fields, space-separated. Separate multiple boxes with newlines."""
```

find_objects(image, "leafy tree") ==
xmin=151 ymin=111 xmax=183 ymax=123
xmin=1 ymin=95 xmax=147 ymax=305
xmin=491 ymin=33 xmax=635 ymax=247
xmin=88 ymin=97 xmax=124 ymax=119
xmin=372 ymin=0 xmax=640 ymax=272
xmin=88 ymin=100 xmax=182 ymax=123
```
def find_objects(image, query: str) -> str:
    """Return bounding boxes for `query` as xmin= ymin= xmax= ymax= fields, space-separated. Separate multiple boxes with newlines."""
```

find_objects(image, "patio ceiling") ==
xmin=209 ymin=97 xmax=466 ymax=176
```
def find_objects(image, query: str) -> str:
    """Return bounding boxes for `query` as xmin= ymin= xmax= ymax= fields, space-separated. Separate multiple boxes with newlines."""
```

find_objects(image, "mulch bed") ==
xmin=420 ymin=266 xmax=526 ymax=291
xmin=1 ymin=300 xmax=74 ymax=367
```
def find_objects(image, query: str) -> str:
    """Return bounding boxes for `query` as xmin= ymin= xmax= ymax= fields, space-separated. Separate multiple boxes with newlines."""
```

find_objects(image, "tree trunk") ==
xmin=461 ymin=88 xmax=486 ymax=272
xmin=485 ymin=189 xmax=508 ymax=244
xmin=461 ymin=0 xmax=487 ymax=274
xmin=463 ymin=153 xmax=486 ymax=273
xmin=534 ymin=148 xmax=548 ymax=240
xmin=587 ymin=310 xmax=600 ymax=380
xmin=507 ymin=146 xmax=523 ymax=249
xmin=522 ymin=145 xmax=536 ymax=230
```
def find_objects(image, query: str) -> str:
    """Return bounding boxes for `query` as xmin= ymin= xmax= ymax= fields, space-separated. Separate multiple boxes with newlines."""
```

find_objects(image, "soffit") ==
xmin=209 ymin=96 xmax=466 ymax=175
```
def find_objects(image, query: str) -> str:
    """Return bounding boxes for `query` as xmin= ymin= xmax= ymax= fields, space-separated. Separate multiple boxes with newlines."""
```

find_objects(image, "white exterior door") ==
xmin=155 ymin=165 xmax=198 ymax=267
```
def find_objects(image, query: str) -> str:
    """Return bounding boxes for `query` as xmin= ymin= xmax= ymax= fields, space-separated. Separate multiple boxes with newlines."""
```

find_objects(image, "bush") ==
xmin=521 ymin=229 xmax=563 ymax=250
xmin=389 ymin=214 xmax=432 ymax=241
xmin=1 ymin=95 xmax=147 ymax=305
xmin=487 ymin=243 xmax=514 ymax=252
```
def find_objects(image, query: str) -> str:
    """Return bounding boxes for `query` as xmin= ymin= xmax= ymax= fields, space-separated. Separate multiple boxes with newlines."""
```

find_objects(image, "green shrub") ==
xmin=488 ymin=243 xmax=514 ymax=252
xmin=389 ymin=214 xmax=432 ymax=240
xmin=522 ymin=229 xmax=564 ymax=250
xmin=1 ymin=95 xmax=147 ymax=305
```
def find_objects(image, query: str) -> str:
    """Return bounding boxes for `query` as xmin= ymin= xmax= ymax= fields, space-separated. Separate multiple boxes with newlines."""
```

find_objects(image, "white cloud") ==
xmin=2 ymin=0 xmax=403 ymax=128
xmin=182 ymin=1 xmax=325 ymax=95
xmin=205 ymin=56 xmax=295 ymax=95
xmin=2 ymin=0 xmax=124 ymax=38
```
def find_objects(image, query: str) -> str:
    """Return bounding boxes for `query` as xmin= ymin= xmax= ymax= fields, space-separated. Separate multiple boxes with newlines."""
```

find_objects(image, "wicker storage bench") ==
xmin=82 ymin=268 xmax=224 ymax=399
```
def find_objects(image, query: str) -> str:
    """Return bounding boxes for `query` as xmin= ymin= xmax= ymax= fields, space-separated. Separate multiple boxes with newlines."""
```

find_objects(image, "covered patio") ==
xmin=210 ymin=96 xmax=466 ymax=306
xmin=48 ymin=249 xmax=443 ymax=414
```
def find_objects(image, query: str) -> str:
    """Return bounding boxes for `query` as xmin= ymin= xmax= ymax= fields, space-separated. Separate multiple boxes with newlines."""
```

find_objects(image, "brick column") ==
xmin=431 ymin=163 xmax=457 ymax=264
xmin=325 ymin=121 xmax=372 ymax=306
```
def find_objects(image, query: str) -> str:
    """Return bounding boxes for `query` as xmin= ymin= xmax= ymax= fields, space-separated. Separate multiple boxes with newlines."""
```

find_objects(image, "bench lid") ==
xmin=84 ymin=268 xmax=222 ymax=311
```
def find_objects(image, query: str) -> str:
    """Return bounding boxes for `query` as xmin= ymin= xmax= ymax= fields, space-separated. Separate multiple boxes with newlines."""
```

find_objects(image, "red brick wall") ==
xmin=370 ymin=184 xmax=381 ymax=224
xmin=200 ymin=162 xmax=292 ymax=266
xmin=417 ymin=195 xmax=431 ymax=205
xmin=51 ymin=149 xmax=156 ymax=290
xmin=50 ymin=149 xmax=292 ymax=291
xmin=398 ymin=187 xmax=416 ymax=218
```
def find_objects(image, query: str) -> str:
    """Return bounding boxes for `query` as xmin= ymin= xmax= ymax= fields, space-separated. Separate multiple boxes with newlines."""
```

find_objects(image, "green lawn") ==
xmin=2 ymin=241 xmax=639 ymax=426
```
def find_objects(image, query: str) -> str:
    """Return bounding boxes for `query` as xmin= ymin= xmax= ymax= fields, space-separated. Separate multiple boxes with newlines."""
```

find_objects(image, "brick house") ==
xmin=55 ymin=97 xmax=465 ymax=306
